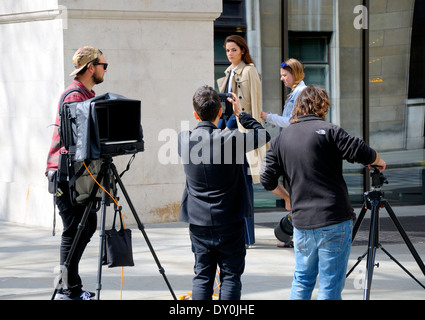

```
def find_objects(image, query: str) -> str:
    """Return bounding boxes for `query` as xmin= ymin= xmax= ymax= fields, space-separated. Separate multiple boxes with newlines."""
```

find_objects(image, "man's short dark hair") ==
xmin=192 ymin=85 xmax=221 ymax=122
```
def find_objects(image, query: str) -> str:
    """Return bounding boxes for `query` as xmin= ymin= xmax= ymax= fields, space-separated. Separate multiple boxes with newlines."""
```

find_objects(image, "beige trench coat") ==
xmin=217 ymin=61 xmax=267 ymax=184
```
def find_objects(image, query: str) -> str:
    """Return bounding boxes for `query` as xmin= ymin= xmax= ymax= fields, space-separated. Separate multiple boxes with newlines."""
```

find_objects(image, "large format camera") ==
xmin=59 ymin=92 xmax=144 ymax=205
xmin=60 ymin=92 xmax=144 ymax=162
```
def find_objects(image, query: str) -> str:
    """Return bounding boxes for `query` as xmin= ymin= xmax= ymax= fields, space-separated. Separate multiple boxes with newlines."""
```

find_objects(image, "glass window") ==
xmin=214 ymin=35 xmax=228 ymax=63
xmin=303 ymin=64 xmax=329 ymax=91
xmin=214 ymin=33 xmax=230 ymax=91
xmin=367 ymin=1 xmax=425 ymax=205
xmin=289 ymin=34 xmax=331 ymax=93
xmin=289 ymin=37 xmax=328 ymax=63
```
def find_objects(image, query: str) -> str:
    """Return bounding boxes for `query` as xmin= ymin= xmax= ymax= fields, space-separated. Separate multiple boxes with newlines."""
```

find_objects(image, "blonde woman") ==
xmin=261 ymin=58 xmax=307 ymax=128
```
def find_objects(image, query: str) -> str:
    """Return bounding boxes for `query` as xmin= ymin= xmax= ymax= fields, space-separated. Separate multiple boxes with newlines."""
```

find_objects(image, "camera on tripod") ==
xmin=61 ymin=92 xmax=144 ymax=162
xmin=59 ymin=92 xmax=144 ymax=205
xmin=218 ymin=93 xmax=234 ymax=119
xmin=370 ymin=165 xmax=388 ymax=189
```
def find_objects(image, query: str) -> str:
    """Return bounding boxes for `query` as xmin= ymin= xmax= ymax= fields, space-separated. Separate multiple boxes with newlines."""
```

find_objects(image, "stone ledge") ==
xmin=0 ymin=8 xmax=222 ymax=24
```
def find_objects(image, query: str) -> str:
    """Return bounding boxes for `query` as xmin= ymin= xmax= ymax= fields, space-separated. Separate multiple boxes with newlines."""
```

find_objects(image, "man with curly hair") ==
xmin=260 ymin=85 xmax=386 ymax=300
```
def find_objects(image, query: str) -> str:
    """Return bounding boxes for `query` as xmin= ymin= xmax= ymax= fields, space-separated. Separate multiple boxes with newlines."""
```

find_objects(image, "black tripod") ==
xmin=346 ymin=167 xmax=425 ymax=300
xmin=51 ymin=156 xmax=177 ymax=300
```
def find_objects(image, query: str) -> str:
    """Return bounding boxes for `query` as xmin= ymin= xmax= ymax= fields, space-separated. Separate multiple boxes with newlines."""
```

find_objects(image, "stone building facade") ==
xmin=0 ymin=0 xmax=222 ymax=226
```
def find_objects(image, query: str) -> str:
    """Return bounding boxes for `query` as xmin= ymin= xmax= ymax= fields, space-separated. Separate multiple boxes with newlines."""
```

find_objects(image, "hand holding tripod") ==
xmin=346 ymin=166 xmax=425 ymax=300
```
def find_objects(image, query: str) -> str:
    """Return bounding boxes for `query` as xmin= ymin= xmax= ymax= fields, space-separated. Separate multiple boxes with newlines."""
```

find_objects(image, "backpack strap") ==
xmin=51 ymin=88 xmax=83 ymax=236
xmin=58 ymin=88 xmax=83 ymax=149
xmin=59 ymin=88 xmax=83 ymax=114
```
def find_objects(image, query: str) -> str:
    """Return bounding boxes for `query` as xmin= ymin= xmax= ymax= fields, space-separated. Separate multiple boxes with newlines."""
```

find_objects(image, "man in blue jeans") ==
xmin=260 ymin=86 xmax=386 ymax=300
xmin=178 ymin=85 xmax=270 ymax=299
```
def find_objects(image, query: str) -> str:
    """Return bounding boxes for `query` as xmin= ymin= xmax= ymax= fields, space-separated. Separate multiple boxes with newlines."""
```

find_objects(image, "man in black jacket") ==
xmin=261 ymin=85 xmax=386 ymax=300
xmin=178 ymin=85 xmax=270 ymax=300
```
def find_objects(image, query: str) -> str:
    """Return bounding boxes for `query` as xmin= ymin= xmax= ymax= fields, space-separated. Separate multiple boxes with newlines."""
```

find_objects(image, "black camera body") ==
xmin=370 ymin=165 xmax=388 ymax=189
xmin=218 ymin=93 xmax=234 ymax=119
xmin=274 ymin=213 xmax=294 ymax=242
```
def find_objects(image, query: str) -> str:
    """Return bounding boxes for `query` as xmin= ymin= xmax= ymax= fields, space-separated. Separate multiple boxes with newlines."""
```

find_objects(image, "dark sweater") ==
xmin=261 ymin=115 xmax=377 ymax=229
xmin=179 ymin=113 xmax=270 ymax=226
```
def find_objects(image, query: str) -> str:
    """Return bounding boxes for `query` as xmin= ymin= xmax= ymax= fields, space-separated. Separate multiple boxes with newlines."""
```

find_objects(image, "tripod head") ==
xmin=369 ymin=165 xmax=388 ymax=189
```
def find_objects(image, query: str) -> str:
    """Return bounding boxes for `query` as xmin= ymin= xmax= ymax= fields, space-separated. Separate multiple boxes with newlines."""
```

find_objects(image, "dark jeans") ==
xmin=243 ymin=159 xmax=255 ymax=245
xmin=56 ymin=182 xmax=97 ymax=298
xmin=189 ymin=221 xmax=246 ymax=300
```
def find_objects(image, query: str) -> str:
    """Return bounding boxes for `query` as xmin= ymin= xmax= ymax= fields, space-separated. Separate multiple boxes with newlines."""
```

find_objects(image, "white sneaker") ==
xmin=61 ymin=290 xmax=95 ymax=300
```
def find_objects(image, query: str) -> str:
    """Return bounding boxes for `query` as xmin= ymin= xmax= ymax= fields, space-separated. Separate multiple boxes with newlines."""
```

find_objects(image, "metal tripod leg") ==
xmin=346 ymin=195 xmax=385 ymax=300
xmin=109 ymin=162 xmax=177 ymax=300
xmin=363 ymin=201 xmax=380 ymax=300
xmin=383 ymin=201 xmax=425 ymax=277
xmin=51 ymin=161 xmax=105 ymax=300
xmin=347 ymin=194 xmax=425 ymax=299
xmin=95 ymin=161 xmax=111 ymax=300
xmin=53 ymin=158 xmax=176 ymax=300
xmin=346 ymin=202 xmax=368 ymax=278
xmin=352 ymin=201 xmax=367 ymax=241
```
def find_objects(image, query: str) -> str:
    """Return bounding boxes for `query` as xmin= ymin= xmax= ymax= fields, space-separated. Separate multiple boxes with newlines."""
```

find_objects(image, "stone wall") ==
xmin=0 ymin=0 xmax=222 ymax=227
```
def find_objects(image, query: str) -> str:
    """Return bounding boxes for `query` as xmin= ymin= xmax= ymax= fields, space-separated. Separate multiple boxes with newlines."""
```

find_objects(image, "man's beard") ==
xmin=93 ymin=73 xmax=104 ymax=85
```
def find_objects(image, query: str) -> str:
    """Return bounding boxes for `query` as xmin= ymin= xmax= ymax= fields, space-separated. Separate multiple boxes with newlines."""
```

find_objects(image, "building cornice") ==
xmin=0 ymin=9 xmax=222 ymax=24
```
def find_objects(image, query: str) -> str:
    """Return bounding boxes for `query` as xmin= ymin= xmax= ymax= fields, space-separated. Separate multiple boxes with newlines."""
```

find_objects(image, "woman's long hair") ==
xmin=282 ymin=58 xmax=305 ymax=93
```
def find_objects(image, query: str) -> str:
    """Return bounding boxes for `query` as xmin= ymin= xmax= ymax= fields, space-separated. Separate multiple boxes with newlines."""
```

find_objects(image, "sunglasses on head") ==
xmin=280 ymin=62 xmax=292 ymax=70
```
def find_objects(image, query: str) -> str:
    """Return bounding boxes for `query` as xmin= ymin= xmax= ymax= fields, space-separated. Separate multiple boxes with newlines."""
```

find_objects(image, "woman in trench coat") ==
xmin=217 ymin=35 xmax=266 ymax=246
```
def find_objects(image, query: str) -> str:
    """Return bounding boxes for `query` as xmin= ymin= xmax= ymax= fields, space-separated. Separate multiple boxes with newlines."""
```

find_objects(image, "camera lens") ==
xmin=274 ymin=213 xmax=294 ymax=242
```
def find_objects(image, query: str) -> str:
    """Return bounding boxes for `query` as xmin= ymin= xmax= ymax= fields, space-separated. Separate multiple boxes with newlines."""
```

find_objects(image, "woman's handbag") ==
xmin=102 ymin=210 xmax=135 ymax=268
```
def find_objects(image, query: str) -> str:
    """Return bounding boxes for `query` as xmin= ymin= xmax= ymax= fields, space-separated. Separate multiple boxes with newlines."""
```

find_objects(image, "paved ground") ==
xmin=1 ymin=206 xmax=424 ymax=301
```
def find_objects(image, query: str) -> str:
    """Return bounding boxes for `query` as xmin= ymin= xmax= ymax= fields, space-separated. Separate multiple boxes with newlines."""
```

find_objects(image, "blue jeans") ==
xmin=189 ymin=222 xmax=246 ymax=300
xmin=290 ymin=220 xmax=353 ymax=300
